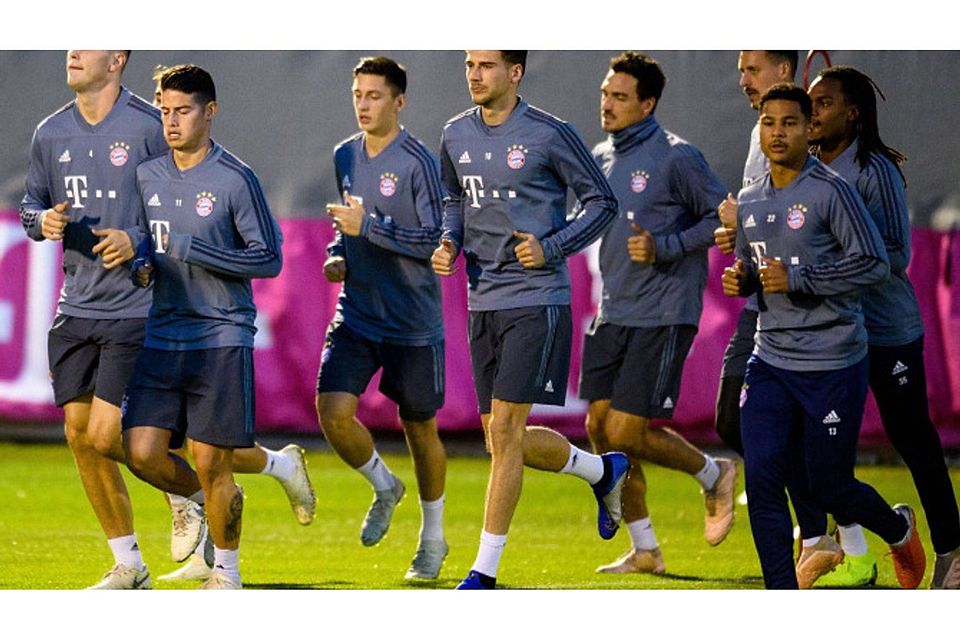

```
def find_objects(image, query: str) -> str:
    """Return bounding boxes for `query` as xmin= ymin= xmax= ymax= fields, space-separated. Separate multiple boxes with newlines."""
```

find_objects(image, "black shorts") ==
xmin=720 ymin=307 xmax=758 ymax=379
xmin=121 ymin=347 xmax=256 ymax=449
xmin=579 ymin=320 xmax=697 ymax=419
xmin=315 ymin=320 xmax=444 ymax=422
xmin=47 ymin=315 xmax=146 ymax=407
xmin=469 ymin=305 xmax=572 ymax=415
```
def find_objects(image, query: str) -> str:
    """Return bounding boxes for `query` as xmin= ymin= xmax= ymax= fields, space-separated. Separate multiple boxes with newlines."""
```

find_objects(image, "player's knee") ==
xmin=63 ymin=418 xmax=90 ymax=451
xmin=87 ymin=419 xmax=121 ymax=459
xmin=316 ymin=396 xmax=354 ymax=435
xmin=604 ymin=415 xmax=647 ymax=457
xmin=486 ymin=418 xmax=522 ymax=453
xmin=123 ymin=437 xmax=162 ymax=481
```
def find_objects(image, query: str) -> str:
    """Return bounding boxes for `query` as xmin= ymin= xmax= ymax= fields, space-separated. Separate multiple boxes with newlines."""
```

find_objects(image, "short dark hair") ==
xmin=610 ymin=51 xmax=667 ymax=111
xmin=759 ymin=82 xmax=811 ymax=119
xmin=500 ymin=51 xmax=527 ymax=73
xmin=764 ymin=51 xmax=798 ymax=78
xmin=160 ymin=64 xmax=216 ymax=105
xmin=354 ymin=56 xmax=407 ymax=96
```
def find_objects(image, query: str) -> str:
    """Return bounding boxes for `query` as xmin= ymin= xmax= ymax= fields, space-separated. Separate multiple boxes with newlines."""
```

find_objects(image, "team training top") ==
xmin=591 ymin=116 xmax=726 ymax=327
xmin=327 ymin=129 xmax=444 ymax=346
xmin=135 ymin=141 xmax=283 ymax=351
xmin=735 ymin=156 xmax=889 ymax=372
xmin=440 ymin=99 xmax=618 ymax=311
xmin=827 ymin=139 xmax=923 ymax=347
xmin=19 ymin=87 xmax=165 ymax=319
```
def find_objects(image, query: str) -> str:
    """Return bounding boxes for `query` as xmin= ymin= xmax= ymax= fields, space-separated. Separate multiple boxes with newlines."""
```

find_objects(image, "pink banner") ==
xmin=2 ymin=210 xmax=959 ymax=447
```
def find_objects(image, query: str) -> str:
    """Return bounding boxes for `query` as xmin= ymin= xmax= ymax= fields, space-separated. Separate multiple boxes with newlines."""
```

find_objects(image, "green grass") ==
xmin=0 ymin=441 xmax=956 ymax=590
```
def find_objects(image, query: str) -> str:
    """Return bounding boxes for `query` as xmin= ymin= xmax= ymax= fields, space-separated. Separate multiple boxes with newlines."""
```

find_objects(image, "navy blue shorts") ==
xmin=47 ymin=315 xmax=146 ymax=407
xmin=469 ymin=305 xmax=572 ymax=415
xmin=315 ymin=320 xmax=444 ymax=422
xmin=121 ymin=347 xmax=256 ymax=449
xmin=720 ymin=307 xmax=758 ymax=380
xmin=579 ymin=320 xmax=696 ymax=419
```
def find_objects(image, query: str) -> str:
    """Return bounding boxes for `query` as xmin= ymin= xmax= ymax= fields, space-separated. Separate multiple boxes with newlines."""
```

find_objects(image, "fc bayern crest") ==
xmin=195 ymin=191 xmax=217 ymax=217
xmin=506 ymin=144 xmax=528 ymax=170
xmin=630 ymin=170 xmax=650 ymax=193
xmin=109 ymin=142 xmax=130 ymax=167
xmin=786 ymin=204 xmax=808 ymax=229
xmin=379 ymin=172 xmax=398 ymax=197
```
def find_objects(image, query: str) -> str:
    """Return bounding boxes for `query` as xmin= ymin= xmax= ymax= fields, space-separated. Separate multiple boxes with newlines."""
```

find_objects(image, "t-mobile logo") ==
xmin=462 ymin=175 xmax=485 ymax=209
xmin=63 ymin=175 xmax=88 ymax=208
xmin=149 ymin=220 xmax=170 ymax=253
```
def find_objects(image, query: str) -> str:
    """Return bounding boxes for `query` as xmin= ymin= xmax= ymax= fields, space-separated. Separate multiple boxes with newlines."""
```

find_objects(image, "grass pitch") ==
xmin=0 ymin=441 xmax=955 ymax=590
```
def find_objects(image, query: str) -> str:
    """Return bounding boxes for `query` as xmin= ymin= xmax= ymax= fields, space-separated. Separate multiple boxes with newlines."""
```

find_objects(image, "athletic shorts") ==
xmin=121 ymin=346 xmax=256 ymax=449
xmin=469 ymin=305 xmax=572 ymax=415
xmin=579 ymin=320 xmax=697 ymax=419
xmin=720 ymin=307 xmax=759 ymax=379
xmin=47 ymin=315 xmax=146 ymax=407
xmin=315 ymin=320 xmax=444 ymax=422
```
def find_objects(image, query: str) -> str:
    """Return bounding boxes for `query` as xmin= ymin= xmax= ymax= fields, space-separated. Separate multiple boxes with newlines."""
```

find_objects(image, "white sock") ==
xmin=356 ymin=451 xmax=396 ymax=492
xmin=472 ymin=530 xmax=507 ymax=578
xmin=187 ymin=490 xmax=205 ymax=506
xmin=626 ymin=517 xmax=659 ymax=551
xmin=261 ymin=448 xmax=295 ymax=481
xmin=558 ymin=444 xmax=604 ymax=485
xmin=168 ymin=493 xmax=188 ymax=509
xmin=419 ymin=496 xmax=445 ymax=541
xmin=802 ymin=536 xmax=824 ymax=548
xmin=213 ymin=546 xmax=240 ymax=581
xmin=694 ymin=455 xmax=720 ymax=490
xmin=108 ymin=534 xmax=145 ymax=570
xmin=837 ymin=524 xmax=869 ymax=556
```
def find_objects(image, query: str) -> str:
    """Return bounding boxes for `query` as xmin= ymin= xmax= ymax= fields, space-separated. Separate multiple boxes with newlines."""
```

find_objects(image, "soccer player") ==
xmin=316 ymin=56 xmax=449 ymax=580
xmin=122 ymin=64 xmax=284 ymax=590
xmin=432 ymin=50 xmax=629 ymax=589
xmin=146 ymin=68 xmax=317 ymax=585
xmin=580 ymin=52 xmax=736 ymax=575
xmin=714 ymin=50 xmax=797 ymax=456
xmin=18 ymin=50 xmax=164 ymax=589
xmin=804 ymin=66 xmax=960 ymax=589
xmin=722 ymin=83 xmax=926 ymax=589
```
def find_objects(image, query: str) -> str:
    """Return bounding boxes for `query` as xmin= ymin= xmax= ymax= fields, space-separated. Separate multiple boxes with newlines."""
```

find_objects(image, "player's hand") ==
xmin=513 ymin=230 xmax=545 ymax=268
xmin=91 ymin=228 xmax=134 ymax=269
xmin=714 ymin=226 xmax=737 ymax=255
xmin=135 ymin=264 xmax=154 ymax=288
xmin=722 ymin=259 xmax=748 ymax=297
xmin=627 ymin=223 xmax=656 ymax=264
xmin=40 ymin=200 xmax=70 ymax=241
xmin=326 ymin=190 xmax=364 ymax=237
xmin=323 ymin=256 xmax=347 ymax=283
xmin=718 ymin=193 xmax=737 ymax=229
xmin=431 ymin=238 xmax=458 ymax=276
xmin=759 ymin=256 xmax=788 ymax=293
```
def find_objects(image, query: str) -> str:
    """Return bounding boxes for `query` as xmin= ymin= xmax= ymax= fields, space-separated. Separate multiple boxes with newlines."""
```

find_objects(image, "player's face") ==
xmin=600 ymin=70 xmax=651 ymax=133
xmin=759 ymin=99 xmax=810 ymax=168
xmin=66 ymin=50 xmax=115 ymax=93
xmin=738 ymin=51 xmax=790 ymax=109
xmin=465 ymin=50 xmax=520 ymax=108
xmin=352 ymin=73 xmax=403 ymax=136
xmin=161 ymin=90 xmax=216 ymax=153
xmin=808 ymin=77 xmax=857 ymax=147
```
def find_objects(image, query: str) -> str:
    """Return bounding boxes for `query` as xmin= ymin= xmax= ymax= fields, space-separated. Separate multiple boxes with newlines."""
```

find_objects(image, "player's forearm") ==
xmin=167 ymin=233 xmax=283 ymax=279
xmin=542 ymin=195 xmax=617 ymax=263
xmin=362 ymin=215 xmax=443 ymax=260
xmin=788 ymin=255 xmax=890 ymax=295
xmin=18 ymin=205 xmax=46 ymax=241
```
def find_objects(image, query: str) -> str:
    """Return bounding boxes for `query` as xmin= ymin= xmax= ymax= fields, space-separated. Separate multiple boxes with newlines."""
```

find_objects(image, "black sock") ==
xmin=593 ymin=455 xmax=612 ymax=489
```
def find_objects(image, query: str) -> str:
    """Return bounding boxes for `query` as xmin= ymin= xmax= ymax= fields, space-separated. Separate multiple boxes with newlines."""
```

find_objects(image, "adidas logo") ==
xmin=892 ymin=361 xmax=908 ymax=375
xmin=663 ymin=397 xmax=674 ymax=410
xmin=544 ymin=380 xmax=554 ymax=393
xmin=822 ymin=410 xmax=841 ymax=424
xmin=458 ymin=151 xmax=472 ymax=164
xmin=58 ymin=149 xmax=71 ymax=163
xmin=744 ymin=214 xmax=756 ymax=228
xmin=147 ymin=194 xmax=161 ymax=207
